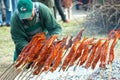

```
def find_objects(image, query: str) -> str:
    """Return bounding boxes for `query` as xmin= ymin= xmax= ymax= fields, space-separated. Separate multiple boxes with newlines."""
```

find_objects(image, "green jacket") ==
xmin=10 ymin=2 xmax=62 ymax=59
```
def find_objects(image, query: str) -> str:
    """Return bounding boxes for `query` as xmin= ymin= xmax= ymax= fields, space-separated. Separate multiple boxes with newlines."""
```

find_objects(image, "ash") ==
xmin=87 ymin=60 xmax=120 ymax=80
xmin=15 ymin=60 xmax=120 ymax=80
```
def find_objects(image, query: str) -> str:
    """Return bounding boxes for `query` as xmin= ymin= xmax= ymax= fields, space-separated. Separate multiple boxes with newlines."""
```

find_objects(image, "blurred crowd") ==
xmin=32 ymin=0 xmax=73 ymax=22
xmin=0 ymin=0 xmax=73 ymax=27
xmin=0 ymin=0 xmax=18 ymax=27
xmin=0 ymin=0 xmax=91 ymax=27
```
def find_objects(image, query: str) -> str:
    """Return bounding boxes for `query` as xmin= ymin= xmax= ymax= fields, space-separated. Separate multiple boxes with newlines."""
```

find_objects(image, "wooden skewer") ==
xmin=19 ymin=68 xmax=32 ymax=79
xmin=17 ymin=65 xmax=28 ymax=80
xmin=2 ymin=65 xmax=16 ymax=80
xmin=0 ymin=63 xmax=14 ymax=80
xmin=108 ymin=62 xmax=112 ymax=80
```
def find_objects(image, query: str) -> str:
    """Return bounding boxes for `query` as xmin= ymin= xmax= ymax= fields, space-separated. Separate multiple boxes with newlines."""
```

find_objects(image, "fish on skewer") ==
xmin=78 ymin=38 xmax=95 ymax=66
xmin=50 ymin=46 xmax=65 ymax=72
xmin=61 ymin=29 xmax=85 ymax=70
xmin=73 ymin=28 xmax=85 ymax=43
xmin=50 ymin=37 xmax=68 ymax=72
xmin=15 ymin=33 xmax=46 ymax=68
xmin=62 ymin=40 xmax=80 ymax=71
xmin=99 ymin=39 xmax=110 ymax=68
xmin=69 ymin=37 xmax=88 ymax=66
xmin=91 ymin=40 xmax=104 ymax=69
xmin=85 ymin=39 xmax=103 ymax=69
xmin=33 ymin=44 xmax=54 ymax=75
xmin=16 ymin=32 xmax=46 ymax=62
xmin=33 ymin=37 xmax=67 ymax=75
xmin=108 ymin=31 xmax=119 ymax=64
xmin=32 ymin=35 xmax=57 ymax=66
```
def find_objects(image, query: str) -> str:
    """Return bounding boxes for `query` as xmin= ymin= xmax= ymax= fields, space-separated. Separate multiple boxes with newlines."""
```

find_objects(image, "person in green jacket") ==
xmin=10 ymin=0 xmax=62 ymax=61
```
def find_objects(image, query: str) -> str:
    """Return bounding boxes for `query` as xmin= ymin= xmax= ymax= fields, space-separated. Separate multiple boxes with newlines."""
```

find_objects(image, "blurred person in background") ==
xmin=75 ymin=0 xmax=90 ymax=11
xmin=11 ymin=0 xmax=18 ymax=12
xmin=54 ymin=0 xmax=68 ymax=22
xmin=0 ymin=0 xmax=12 ymax=27
xmin=75 ymin=0 xmax=81 ymax=10
xmin=62 ymin=0 xmax=72 ymax=20
xmin=82 ymin=0 xmax=89 ymax=11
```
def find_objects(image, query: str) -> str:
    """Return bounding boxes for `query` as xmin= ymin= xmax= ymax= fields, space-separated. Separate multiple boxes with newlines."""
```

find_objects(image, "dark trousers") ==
xmin=54 ymin=0 xmax=66 ymax=21
xmin=75 ymin=0 xmax=89 ymax=10
xmin=75 ymin=0 xmax=80 ymax=10
xmin=82 ymin=0 xmax=88 ymax=4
